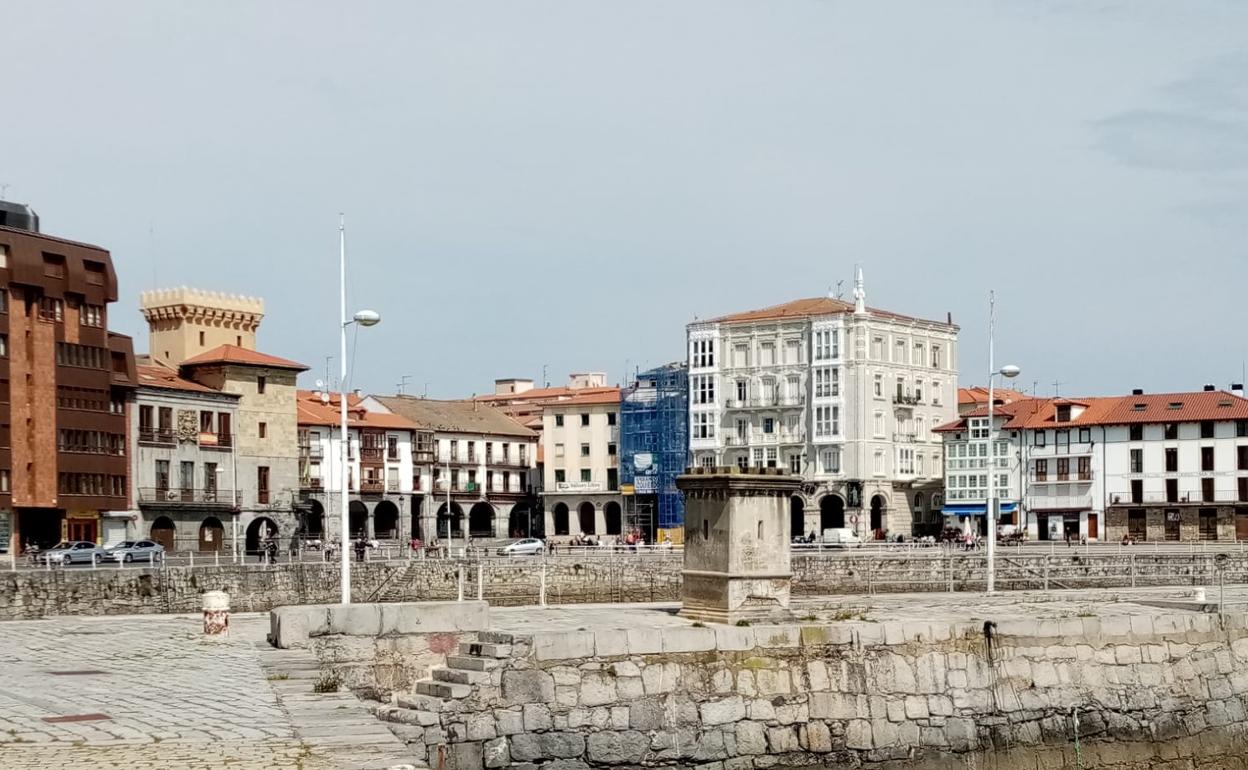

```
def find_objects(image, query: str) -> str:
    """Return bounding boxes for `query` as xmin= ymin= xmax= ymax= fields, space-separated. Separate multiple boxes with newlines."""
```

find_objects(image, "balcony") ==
xmin=139 ymin=428 xmax=175 ymax=446
xmin=725 ymin=436 xmax=749 ymax=447
xmin=1026 ymin=493 xmax=1095 ymax=511
xmin=893 ymin=394 xmax=922 ymax=407
xmin=359 ymin=479 xmax=386 ymax=494
xmin=725 ymin=397 xmax=803 ymax=410
xmin=359 ymin=447 xmax=384 ymax=463
xmin=138 ymin=487 xmax=234 ymax=506
xmin=301 ymin=478 xmax=324 ymax=492
xmin=387 ymin=479 xmax=400 ymax=493
xmin=298 ymin=443 xmax=323 ymax=459
xmin=199 ymin=432 xmax=233 ymax=449
xmin=893 ymin=432 xmax=918 ymax=443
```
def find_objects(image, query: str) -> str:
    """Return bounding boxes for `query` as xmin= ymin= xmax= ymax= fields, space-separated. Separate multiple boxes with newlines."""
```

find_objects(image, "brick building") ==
xmin=0 ymin=203 xmax=136 ymax=550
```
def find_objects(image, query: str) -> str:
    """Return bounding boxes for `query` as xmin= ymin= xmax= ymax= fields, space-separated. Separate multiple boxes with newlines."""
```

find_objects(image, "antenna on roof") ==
xmin=1052 ymin=380 xmax=1064 ymax=397
xmin=0 ymin=183 xmax=9 ymax=199
xmin=397 ymin=375 xmax=412 ymax=396
xmin=834 ymin=280 xmax=844 ymax=300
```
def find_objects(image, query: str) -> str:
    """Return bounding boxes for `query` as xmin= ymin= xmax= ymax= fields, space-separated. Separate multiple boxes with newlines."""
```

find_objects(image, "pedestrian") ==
xmin=354 ymin=537 xmax=367 ymax=563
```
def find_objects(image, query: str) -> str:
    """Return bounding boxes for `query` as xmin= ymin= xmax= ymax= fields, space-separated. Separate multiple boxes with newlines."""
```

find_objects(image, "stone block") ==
xmin=691 ymin=730 xmax=731 ymax=762
xmin=755 ymin=668 xmax=791 ymax=696
xmin=662 ymin=626 xmax=718 ymax=653
xmin=642 ymin=662 xmax=680 ymax=694
xmin=586 ymin=731 xmax=649 ymax=764
xmin=767 ymin=726 xmax=800 ymax=753
xmin=447 ymin=741 xmax=485 ymax=770
xmin=845 ymin=720 xmax=872 ymax=750
xmin=735 ymin=670 xmax=756 ymax=697
xmin=611 ymin=661 xmax=641 ymax=678
xmin=748 ymin=698 xmax=776 ymax=721
xmin=538 ymin=732 xmax=586 ymax=759
xmin=522 ymin=703 xmax=552 ymax=732
xmin=594 ymin=631 xmax=629 ymax=658
xmin=753 ymin=625 xmax=802 ymax=648
xmin=466 ymin=713 xmax=497 ymax=741
xmin=774 ymin=702 xmax=807 ymax=725
xmin=701 ymin=696 xmax=746 ymax=726
xmin=580 ymin=672 xmax=618 ymax=707
xmin=494 ymin=709 xmax=523 ymax=736
xmin=502 ymin=670 xmax=555 ymax=706
xmin=625 ymin=627 xmax=665 ymax=655
xmin=807 ymin=661 xmax=830 ymax=691
xmin=1129 ymin=615 xmax=1155 ymax=638
xmin=534 ymin=632 xmax=595 ymax=661
xmin=882 ymin=622 xmax=906 ymax=646
xmin=809 ymin=692 xmax=859 ymax=720
xmin=508 ymin=734 xmax=543 ymax=763
xmin=903 ymin=695 xmax=929 ymax=719
xmin=1031 ymin=661 xmax=1060 ymax=688
xmin=927 ymin=695 xmax=954 ymax=716
xmin=712 ymin=668 xmax=735 ymax=694
xmin=854 ymin=624 xmax=885 ymax=647
xmin=629 ymin=700 xmax=665 ymax=731
xmin=551 ymin=666 xmax=582 ymax=686
xmin=483 ymin=737 xmax=510 ymax=769
xmin=328 ymin=603 xmax=382 ymax=637
xmin=736 ymin=721 xmax=768 ymax=755
xmin=805 ymin=721 xmax=833 ymax=753
xmin=381 ymin=601 xmax=489 ymax=635
xmin=885 ymin=700 xmax=905 ymax=723
xmin=946 ymin=718 xmax=977 ymax=751
xmin=715 ymin=625 xmax=757 ymax=651
xmin=611 ymin=706 xmax=630 ymax=730
xmin=617 ymin=676 xmax=645 ymax=701
xmin=1114 ymin=646 xmax=1143 ymax=665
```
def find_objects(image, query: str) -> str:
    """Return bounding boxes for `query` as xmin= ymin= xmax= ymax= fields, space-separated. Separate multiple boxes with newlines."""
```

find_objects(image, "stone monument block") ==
xmin=677 ymin=468 xmax=800 ymax=624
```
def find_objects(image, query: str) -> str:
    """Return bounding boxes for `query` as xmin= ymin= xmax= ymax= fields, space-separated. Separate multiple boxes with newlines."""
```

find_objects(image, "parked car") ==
xmin=102 ymin=540 xmax=165 ymax=564
xmin=497 ymin=538 xmax=545 ymax=557
xmin=41 ymin=541 xmax=107 ymax=565
xmin=821 ymin=528 xmax=863 ymax=548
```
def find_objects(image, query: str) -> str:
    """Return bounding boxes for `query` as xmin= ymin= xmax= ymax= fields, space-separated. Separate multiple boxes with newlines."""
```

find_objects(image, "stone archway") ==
xmin=349 ymin=500 xmax=369 ymax=539
xmin=819 ymin=495 xmax=845 ymax=531
xmin=436 ymin=502 xmax=464 ymax=539
xmin=150 ymin=516 xmax=176 ymax=551
xmin=790 ymin=496 xmax=806 ymax=540
xmin=468 ymin=502 xmax=495 ymax=538
xmin=604 ymin=501 xmax=622 ymax=536
xmin=578 ymin=502 xmax=596 ymax=535
xmin=374 ymin=500 xmax=400 ymax=540
xmin=245 ymin=517 xmax=278 ymax=554
xmin=306 ymin=499 xmax=325 ymax=538
xmin=870 ymin=494 xmax=887 ymax=536
xmin=198 ymin=516 xmax=225 ymax=552
xmin=553 ymin=503 xmax=570 ymax=536
xmin=509 ymin=504 xmax=537 ymax=539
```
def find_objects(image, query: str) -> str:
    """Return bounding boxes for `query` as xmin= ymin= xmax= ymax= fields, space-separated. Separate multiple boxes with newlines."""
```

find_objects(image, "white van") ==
xmin=822 ymin=528 xmax=863 ymax=548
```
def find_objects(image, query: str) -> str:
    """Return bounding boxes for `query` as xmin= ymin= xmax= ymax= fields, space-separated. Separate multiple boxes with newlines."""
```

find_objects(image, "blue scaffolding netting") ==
xmin=620 ymin=362 xmax=689 ymax=531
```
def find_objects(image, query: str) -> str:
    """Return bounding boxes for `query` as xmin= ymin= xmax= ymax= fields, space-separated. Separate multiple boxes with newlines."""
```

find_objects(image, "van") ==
xmin=822 ymin=528 xmax=863 ymax=548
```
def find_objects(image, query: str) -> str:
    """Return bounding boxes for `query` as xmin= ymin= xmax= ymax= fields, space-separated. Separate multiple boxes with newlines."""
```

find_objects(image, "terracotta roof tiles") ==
xmin=136 ymin=364 xmax=236 ymax=396
xmin=181 ymin=344 xmax=308 ymax=371
xmin=704 ymin=297 xmax=954 ymax=327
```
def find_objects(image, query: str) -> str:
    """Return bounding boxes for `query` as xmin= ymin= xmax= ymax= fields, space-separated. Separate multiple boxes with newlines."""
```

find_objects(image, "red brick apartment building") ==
xmin=0 ymin=201 xmax=135 ymax=550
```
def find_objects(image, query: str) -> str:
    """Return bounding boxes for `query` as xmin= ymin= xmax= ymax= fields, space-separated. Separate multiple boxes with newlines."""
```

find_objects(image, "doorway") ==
xmin=1086 ymin=513 xmax=1098 ymax=541
xmin=68 ymin=518 xmax=98 ymax=544
xmin=1164 ymin=509 xmax=1180 ymax=541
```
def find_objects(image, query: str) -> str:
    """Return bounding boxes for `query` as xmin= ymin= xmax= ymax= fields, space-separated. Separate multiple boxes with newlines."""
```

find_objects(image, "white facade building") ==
xmin=937 ymin=388 xmax=1248 ymax=542
xmin=686 ymin=272 xmax=959 ymax=539
xmin=540 ymin=390 xmax=623 ymax=539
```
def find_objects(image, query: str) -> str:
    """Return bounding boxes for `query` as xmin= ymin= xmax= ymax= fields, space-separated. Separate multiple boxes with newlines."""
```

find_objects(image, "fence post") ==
xmin=477 ymin=563 xmax=484 ymax=601
xmin=1130 ymin=553 xmax=1136 ymax=588
xmin=457 ymin=563 xmax=465 ymax=602
xmin=189 ymin=551 xmax=195 ymax=569
xmin=866 ymin=560 xmax=874 ymax=595
xmin=946 ymin=555 xmax=954 ymax=593
xmin=540 ymin=562 xmax=548 ymax=606
xmin=215 ymin=549 xmax=220 ymax=568
xmin=1043 ymin=557 xmax=1050 ymax=592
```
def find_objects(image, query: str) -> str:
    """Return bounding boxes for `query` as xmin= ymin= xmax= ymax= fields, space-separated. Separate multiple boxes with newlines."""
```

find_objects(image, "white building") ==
xmin=686 ymin=272 xmax=959 ymax=539
xmin=296 ymin=389 xmax=426 ymax=542
xmin=936 ymin=387 xmax=1248 ymax=542
xmin=540 ymin=389 xmax=623 ymax=539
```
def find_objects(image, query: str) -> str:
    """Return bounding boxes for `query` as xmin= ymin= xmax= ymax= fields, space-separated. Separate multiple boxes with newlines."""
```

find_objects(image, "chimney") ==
xmin=1204 ymin=384 xmax=1217 ymax=392
xmin=1131 ymin=388 xmax=1144 ymax=396
xmin=1232 ymin=383 xmax=1245 ymax=397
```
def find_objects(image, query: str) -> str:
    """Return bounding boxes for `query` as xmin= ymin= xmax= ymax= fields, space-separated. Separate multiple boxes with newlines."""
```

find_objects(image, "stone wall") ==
xmin=2 ymin=551 xmax=1246 ymax=620
xmin=415 ymin=612 xmax=1248 ymax=770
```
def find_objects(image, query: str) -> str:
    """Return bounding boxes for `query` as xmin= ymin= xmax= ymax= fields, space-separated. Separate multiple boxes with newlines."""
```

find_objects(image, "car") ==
xmin=102 ymin=540 xmax=165 ymax=564
xmin=41 ymin=541 xmax=107 ymax=565
xmin=497 ymin=538 xmax=544 ymax=557
xmin=821 ymin=528 xmax=864 ymax=548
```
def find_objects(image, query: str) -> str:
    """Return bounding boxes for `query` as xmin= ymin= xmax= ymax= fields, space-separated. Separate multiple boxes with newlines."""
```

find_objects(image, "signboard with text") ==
xmin=555 ymin=481 xmax=604 ymax=493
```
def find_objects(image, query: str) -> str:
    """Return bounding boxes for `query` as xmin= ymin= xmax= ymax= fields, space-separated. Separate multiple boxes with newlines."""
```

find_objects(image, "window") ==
xmin=733 ymin=343 xmax=748 ymax=368
xmin=1165 ymin=448 xmax=1178 ymax=473
xmin=1202 ymin=478 xmax=1215 ymax=503
xmin=815 ymin=368 xmax=829 ymax=398
xmin=1034 ymin=432 xmax=1046 ymax=448
xmin=788 ymin=454 xmax=802 ymax=474
xmin=257 ymin=375 xmax=267 ymax=394
xmin=1130 ymin=424 xmax=1144 ymax=441
xmin=388 ymin=436 xmax=399 ymax=460
xmin=1035 ymin=460 xmax=1048 ymax=482
xmin=736 ymin=455 xmax=749 ymax=471
xmin=703 ymin=519 xmax=710 ymax=540
xmin=822 ymin=449 xmax=842 ymax=474
xmin=81 ymin=304 xmax=103 ymax=327
xmin=693 ymin=375 xmax=715 ymax=405
xmin=1057 ymin=458 xmax=1070 ymax=481
xmin=1239 ymin=420 xmax=1248 ymax=438
xmin=1056 ymin=404 xmax=1072 ymax=423
xmin=735 ymin=380 xmax=747 ymax=403
xmin=0 ymin=335 xmax=6 ymax=358
xmin=555 ymin=414 xmax=564 ymax=427
xmin=43 ymin=254 xmax=65 ymax=278
xmin=580 ymin=413 xmax=590 ymax=427
xmin=608 ymin=442 xmax=617 ymax=456
xmin=784 ymin=339 xmax=801 ymax=364
xmin=257 ymin=466 xmax=270 ymax=504
xmin=692 ymin=338 xmax=715 ymax=367
xmin=760 ymin=343 xmax=775 ymax=366
xmin=1131 ymin=479 xmax=1144 ymax=504
xmin=814 ymin=329 xmax=831 ymax=360
xmin=874 ymin=411 xmax=885 ymax=437
xmin=580 ymin=469 xmax=592 ymax=483
xmin=1166 ymin=478 xmax=1179 ymax=503
xmin=608 ymin=412 xmax=617 ymax=426
xmin=1078 ymin=428 xmax=1091 ymax=443
xmin=1077 ymin=457 xmax=1091 ymax=481
xmin=752 ymin=448 xmax=764 ymax=467
xmin=580 ymin=443 xmax=590 ymax=457
xmin=692 ymin=412 xmax=715 ymax=440
xmin=1239 ymin=446 xmax=1248 ymax=471
xmin=932 ymin=382 xmax=942 ymax=406
xmin=873 ymin=449 xmax=885 ymax=475
xmin=1164 ymin=423 xmax=1178 ymax=440
xmin=765 ymin=447 xmax=778 ymax=468
xmin=198 ymin=331 xmax=205 ymax=346
xmin=815 ymin=406 xmax=832 ymax=438
xmin=555 ymin=469 xmax=566 ymax=483
xmin=39 ymin=297 xmax=64 ymax=322
xmin=258 ymin=422 xmax=267 ymax=439
xmin=1201 ymin=421 xmax=1215 ymax=439
xmin=1130 ymin=449 xmax=1143 ymax=473
xmin=218 ymin=412 xmax=232 ymax=441
xmin=830 ymin=369 xmax=840 ymax=397
xmin=1202 ymin=446 xmax=1215 ymax=472
xmin=554 ymin=443 xmax=565 ymax=458
xmin=762 ymin=418 xmax=775 ymax=434
xmin=873 ymin=374 xmax=883 ymax=398
xmin=914 ymin=380 xmax=924 ymax=403
xmin=1240 ymin=477 xmax=1248 ymax=502
xmin=931 ymin=345 xmax=941 ymax=369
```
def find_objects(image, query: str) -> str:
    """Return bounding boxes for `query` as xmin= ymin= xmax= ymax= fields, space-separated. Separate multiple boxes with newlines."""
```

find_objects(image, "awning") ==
xmin=941 ymin=502 xmax=1019 ymax=517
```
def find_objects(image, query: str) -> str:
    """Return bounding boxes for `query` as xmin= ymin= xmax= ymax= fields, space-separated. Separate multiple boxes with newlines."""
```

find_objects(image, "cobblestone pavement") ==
xmin=0 ymin=613 xmax=410 ymax=769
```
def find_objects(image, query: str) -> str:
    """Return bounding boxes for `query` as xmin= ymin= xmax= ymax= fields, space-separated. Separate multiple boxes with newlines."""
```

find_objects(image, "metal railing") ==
xmin=138 ymin=487 xmax=235 ymax=505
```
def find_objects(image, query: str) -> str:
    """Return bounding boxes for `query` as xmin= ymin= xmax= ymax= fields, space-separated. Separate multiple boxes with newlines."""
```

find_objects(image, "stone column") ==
xmin=677 ymin=468 xmax=801 ymax=625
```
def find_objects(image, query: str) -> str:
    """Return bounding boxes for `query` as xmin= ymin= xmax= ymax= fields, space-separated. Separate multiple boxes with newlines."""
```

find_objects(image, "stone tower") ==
xmin=139 ymin=287 xmax=265 ymax=366
xmin=676 ymin=467 xmax=801 ymax=624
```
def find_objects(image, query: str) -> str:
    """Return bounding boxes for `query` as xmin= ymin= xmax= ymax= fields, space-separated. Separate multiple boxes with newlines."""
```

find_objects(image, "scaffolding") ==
xmin=620 ymin=362 xmax=688 ymax=542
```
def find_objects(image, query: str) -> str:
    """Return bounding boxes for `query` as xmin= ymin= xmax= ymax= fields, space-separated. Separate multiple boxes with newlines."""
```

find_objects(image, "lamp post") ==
xmin=985 ymin=291 xmax=1020 ymax=594
xmin=338 ymin=215 xmax=381 ymax=605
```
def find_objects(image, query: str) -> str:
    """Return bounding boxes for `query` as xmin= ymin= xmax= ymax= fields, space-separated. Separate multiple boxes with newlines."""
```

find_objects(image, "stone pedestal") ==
xmin=676 ymin=468 xmax=800 ymax=625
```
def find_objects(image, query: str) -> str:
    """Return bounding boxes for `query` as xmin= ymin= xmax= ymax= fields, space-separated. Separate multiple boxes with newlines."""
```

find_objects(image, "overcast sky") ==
xmin=4 ymin=1 xmax=1246 ymax=398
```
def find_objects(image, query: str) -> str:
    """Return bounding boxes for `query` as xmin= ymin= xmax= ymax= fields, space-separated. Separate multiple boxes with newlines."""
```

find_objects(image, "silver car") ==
xmin=41 ymin=541 xmax=107 ymax=566
xmin=497 ymin=538 xmax=544 ymax=557
xmin=103 ymin=540 xmax=165 ymax=564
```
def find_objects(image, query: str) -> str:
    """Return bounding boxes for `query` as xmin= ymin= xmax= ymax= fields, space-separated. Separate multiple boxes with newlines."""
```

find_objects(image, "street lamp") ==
xmin=985 ymin=291 xmax=1019 ymax=594
xmin=339 ymin=214 xmax=381 ymax=605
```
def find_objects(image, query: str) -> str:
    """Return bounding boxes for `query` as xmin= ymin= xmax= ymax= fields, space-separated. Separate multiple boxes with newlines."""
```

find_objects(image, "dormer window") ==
xmin=1132 ymin=403 xmax=1146 ymax=412
xmin=1056 ymin=405 xmax=1072 ymax=422
xmin=1167 ymin=402 xmax=1183 ymax=410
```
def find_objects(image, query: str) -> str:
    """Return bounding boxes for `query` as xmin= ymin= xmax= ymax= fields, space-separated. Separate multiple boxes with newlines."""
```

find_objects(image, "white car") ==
xmin=821 ymin=528 xmax=864 ymax=548
xmin=41 ymin=541 xmax=107 ymax=565
xmin=497 ymin=538 xmax=544 ymax=557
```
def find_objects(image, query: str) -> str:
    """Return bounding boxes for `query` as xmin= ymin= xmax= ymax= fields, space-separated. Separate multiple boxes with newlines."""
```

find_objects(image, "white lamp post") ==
xmin=339 ymin=215 xmax=381 ymax=605
xmin=985 ymin=291 xmax=1019 ymax=594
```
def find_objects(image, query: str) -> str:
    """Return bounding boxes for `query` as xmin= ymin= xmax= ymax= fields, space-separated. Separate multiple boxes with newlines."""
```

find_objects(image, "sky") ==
xmin=3 ymin=1 xmax=1247 ymax=399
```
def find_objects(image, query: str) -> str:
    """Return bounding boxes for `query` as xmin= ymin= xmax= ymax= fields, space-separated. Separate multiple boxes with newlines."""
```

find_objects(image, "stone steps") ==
xmin=445 ymin=655 xmax=501 ymax=671
xmin=377 ymin=704 xmax=442 ymax=727
xmin=457 ymin=641 xmax=512 ymax=658
xmin=433 ymin=667 xmax=490 ymax=686
xmin=396 ymin=693 xmax=445 ymax=712
xmin=415 ymin=680 xmax=472 ymax=699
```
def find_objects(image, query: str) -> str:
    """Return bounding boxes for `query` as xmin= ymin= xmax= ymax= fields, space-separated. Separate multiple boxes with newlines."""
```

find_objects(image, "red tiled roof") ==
xmin=136 ymin=363 xmax=235 ymax=396
xmin=296 ymin=390 xmax=418 ymax=430
xmin=958 ymin=386 xmax=1031 ymax=407
xmin=936 ymin=391 xmax=1248 ymax=432
xmin=476 ymin=385 xmax=618 ymax=404
xmin=705 ymin=297 xmax=954 ymax=327
xmin=181 ymin=344 xmax=308 ymax=371
xmin=544 ymin=389 xmax=622 ymax=407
